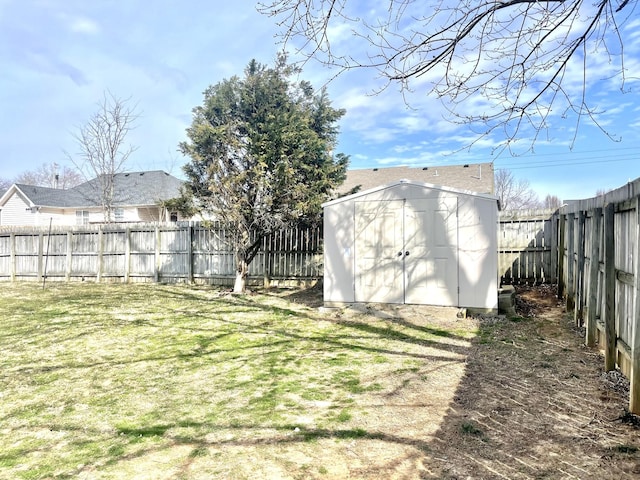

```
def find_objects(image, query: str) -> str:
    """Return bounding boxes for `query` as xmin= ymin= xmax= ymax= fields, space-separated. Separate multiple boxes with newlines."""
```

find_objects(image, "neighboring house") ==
xmin=339 ymin=162 xmax=494 ymax=196
xmin=0 ymin=170 xmax=186 ymax=227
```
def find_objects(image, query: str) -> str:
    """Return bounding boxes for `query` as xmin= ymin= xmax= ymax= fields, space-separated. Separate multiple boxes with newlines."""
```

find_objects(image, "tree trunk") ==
xmin=234 ymin=254 xmax=249 ymax=293
xmin=233 ymin=237 xmax=262 ymax=294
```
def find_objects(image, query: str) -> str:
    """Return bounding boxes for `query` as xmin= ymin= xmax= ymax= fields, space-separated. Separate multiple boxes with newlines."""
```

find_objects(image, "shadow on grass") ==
xmin=415 ymin=297 xmax=640 ymax=478
xmin=88 ymin=421 xmax=433 ymax=475
xmin=0 ymin=282 xmax=482 ymax=478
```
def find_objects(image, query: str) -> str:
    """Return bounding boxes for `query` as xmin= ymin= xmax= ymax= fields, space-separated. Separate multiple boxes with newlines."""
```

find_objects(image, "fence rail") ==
xmin=0 ymin=222 xmax=322 ymax=287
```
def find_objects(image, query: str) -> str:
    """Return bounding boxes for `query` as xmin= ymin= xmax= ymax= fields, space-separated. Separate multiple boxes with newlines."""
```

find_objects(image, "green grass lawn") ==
xmin=0 ymin=282 xmax=475 ymax=479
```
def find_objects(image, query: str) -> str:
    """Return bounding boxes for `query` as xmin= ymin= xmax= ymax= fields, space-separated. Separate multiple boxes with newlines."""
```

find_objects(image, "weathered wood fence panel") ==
xmin=558 ymin=178 xmax=640 ymax=414
xmin=0 ymin=222 xmax=322 ymax=286
xmin=497 ymin=178 xmax=640 ymax=414
xmin=498 ymin=209 xmax=557 ymax=285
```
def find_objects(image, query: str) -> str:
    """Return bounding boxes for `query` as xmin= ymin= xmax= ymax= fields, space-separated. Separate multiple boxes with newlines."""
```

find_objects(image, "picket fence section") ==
xmin=0 ymin=222 xmax=322 ymax=286
xmin=498 ymin=209 xmax=557 ymax=285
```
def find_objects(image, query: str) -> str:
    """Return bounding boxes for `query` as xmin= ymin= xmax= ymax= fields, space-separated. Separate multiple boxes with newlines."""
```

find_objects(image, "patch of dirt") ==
xmin=236 ymin=284 xmax=640 ymax=479
xmin=419 ymin=285 xmax=640 ymax=479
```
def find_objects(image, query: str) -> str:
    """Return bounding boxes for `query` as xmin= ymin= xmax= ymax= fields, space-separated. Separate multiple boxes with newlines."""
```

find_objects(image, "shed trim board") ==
xmin=323 ymin=180 xmax=499 ymax=310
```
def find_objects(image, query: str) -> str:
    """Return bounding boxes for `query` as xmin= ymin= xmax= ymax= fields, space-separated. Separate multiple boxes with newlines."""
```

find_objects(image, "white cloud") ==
xmin=0 ymin=0 xmax=637 ymax=195
xmin=66 ymin=16 xmax=100 ymax=35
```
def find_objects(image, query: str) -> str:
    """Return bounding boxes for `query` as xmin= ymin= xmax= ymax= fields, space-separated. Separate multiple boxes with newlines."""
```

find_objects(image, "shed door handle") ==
xmin=405 ymin=251 xmax=410 ymax=257
xmin=397 ymin=251 xmax=403 ymax=257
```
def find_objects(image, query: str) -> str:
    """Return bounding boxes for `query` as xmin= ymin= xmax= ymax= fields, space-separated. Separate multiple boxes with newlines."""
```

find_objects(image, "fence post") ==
xmin=124 ymin=227 xmax=131 ymax=283
xmin=630 ymin=196 xmax=640 ymax=414
xmin=97 ymin=227 xmax=103 ymax=283
xmin=586 ymin=208 xmax=602 ymax=347
xmin=550 ymin=212 xmax=558 ymax=283
xmin=574 ymin=211 xmax=586 ymax=327
xmin=557 ymin=213 xmax=566 ymax=299
xmin=154 ymin=225 xmax=161 ymax=283
xmin=10 ymin=232 xmax=16 ymax=281
xmin=66 ymin=231 xmax=73 ymax=281
xmin=604 ymin=202 xmax=617 ymax=372
xmin=187 ymin=223 xmax=194 ymax=283
xmin=263 ymin=233 xmax=270 ymax=288
xmin=566 ymin=213 xmax=575 ymax=311
xmin=37 ymin=232 xmax=44 ymax=281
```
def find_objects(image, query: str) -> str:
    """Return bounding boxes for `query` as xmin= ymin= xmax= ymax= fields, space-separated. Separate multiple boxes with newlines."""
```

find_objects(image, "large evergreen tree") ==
xmin=180 ymin=56 xmax=348 ymax=292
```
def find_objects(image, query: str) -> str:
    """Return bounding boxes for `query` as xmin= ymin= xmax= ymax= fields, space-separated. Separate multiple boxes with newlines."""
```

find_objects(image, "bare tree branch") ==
xmin=495 ymin=168 xmax=540 ymax=210
xmin=14 ymin=162 xmax=83 ymax=189
xmin=259 ymin=0 xmax=636 ymax=150
xmin=66 ymin=91 xmax=140 ymax=222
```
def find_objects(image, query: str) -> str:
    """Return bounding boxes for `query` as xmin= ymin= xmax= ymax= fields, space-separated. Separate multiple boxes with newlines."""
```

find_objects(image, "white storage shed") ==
xmin=322 ymin=180 xmax=499 ymax=311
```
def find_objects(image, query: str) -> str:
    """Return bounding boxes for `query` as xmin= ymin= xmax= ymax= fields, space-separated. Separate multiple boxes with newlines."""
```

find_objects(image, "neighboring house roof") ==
xmin=339 ymin=162 xmax=494 ymax=195
xmin=11 ymin=184 xmax=86 ymax=208
xmin=1 ymin=171 xmax=183 ymax=209
xmin=72 ymin=171 xmax=184 ymax=207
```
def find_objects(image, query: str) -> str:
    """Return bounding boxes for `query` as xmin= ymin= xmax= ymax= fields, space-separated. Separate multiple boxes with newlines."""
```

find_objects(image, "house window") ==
xmin=114 ymin=208 xmax=124 ymax=222
xmin=170 ymin=211 xmax=178 ymax=222
xmin=76 ymin=210 xmax=89 ymax=226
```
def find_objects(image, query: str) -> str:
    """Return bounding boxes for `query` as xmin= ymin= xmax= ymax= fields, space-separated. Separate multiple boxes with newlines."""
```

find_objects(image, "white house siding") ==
xmin=34 ymin=208 xmax=75 ymax=227
xmin=137 ymin=207 xmax=162 ymax=223
xmin=0 ymin=192 xmax=35 ymax=226
xmin=1 ymin=191 xmax=185 ymax=226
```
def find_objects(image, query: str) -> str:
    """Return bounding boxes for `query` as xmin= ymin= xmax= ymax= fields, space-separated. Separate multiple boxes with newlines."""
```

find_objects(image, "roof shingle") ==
xmin=339 ymin=162 xmax=494 ymax=195
xmin=13 ymin=170 xmax=183 ymax=208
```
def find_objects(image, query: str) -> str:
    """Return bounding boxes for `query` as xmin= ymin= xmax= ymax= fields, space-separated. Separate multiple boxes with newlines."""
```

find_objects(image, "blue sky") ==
xmin=1 ymin=1 xmax=638 ymax=202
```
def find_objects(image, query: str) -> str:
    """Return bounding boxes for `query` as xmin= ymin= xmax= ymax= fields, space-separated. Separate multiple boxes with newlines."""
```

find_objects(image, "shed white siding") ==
xmin=323 ymin=181 xmax=499 ymax=311
xmin=34 ymin=208 xmax=75 ymax=227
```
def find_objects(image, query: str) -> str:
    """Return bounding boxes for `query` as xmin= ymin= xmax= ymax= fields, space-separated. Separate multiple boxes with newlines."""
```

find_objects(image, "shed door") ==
xmin=404 ymin=198 xmax=458 ymax=306
xmin=355 ymin=200 xmax=405 ymax=303
xmin=355 ymin=198 xmax=459 ymax=305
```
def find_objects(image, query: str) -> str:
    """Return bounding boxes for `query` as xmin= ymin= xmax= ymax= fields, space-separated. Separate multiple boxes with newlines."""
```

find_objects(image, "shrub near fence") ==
xmin=0 ymin=222 xmax=322 ymax=287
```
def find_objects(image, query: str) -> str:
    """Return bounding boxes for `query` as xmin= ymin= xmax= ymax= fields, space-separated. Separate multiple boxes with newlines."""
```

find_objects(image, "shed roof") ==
xmin=323 ymin=179 xmax=499 ymax=208
xmin=339 ymin=162 xmax=494 ymax=195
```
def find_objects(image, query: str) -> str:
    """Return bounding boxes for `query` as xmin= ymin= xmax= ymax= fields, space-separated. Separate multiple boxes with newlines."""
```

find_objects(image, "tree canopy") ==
xmin=259 ymin=0 xmax=636 ymax=151
xmin=180 ymin=56 xmax=348 ymax=292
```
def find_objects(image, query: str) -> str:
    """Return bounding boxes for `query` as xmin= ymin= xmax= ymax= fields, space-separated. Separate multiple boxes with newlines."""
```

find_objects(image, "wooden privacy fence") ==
xmin=2 ymin=190 xmax=640 ymax=413
xmin=0 ymin=222 xmax=322 ymax=286
xmin=497 ymin=178 xmax=640 ymax=415
xmin=498 ymin=209 xmax=558 ymax=285
xmin=557 ymin=178 xmax=640 ymax=414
